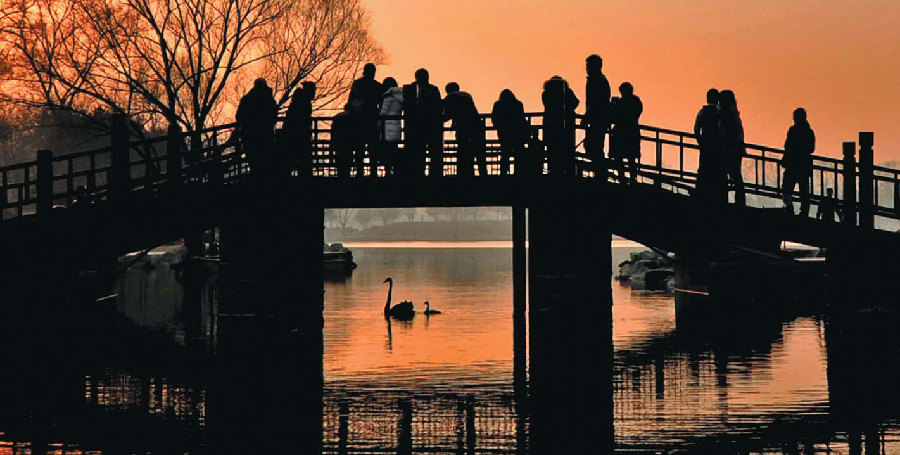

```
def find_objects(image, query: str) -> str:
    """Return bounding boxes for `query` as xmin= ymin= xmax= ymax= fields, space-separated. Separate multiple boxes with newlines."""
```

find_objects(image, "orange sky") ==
xmin=364 ymin=0 xmax=900 ymax=163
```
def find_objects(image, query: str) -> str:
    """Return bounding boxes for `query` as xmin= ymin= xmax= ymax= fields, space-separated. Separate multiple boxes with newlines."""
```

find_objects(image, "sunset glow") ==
xmin=365 ymin=0 xmax=900 ymax=162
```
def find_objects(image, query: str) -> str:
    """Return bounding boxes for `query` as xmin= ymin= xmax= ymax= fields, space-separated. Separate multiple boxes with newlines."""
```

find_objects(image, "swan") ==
xmin=383 ymin=277 xmax=415 ymax=319
xmin=423 ymin=301 xmax=442 ymax=315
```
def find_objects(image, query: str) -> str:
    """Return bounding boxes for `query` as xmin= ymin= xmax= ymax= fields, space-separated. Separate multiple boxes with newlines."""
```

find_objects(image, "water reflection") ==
xmin=2 ymin=243 xmax=900 ymax=453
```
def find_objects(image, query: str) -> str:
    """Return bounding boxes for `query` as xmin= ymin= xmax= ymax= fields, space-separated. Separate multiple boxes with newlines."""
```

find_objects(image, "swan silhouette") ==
xmin=383 ymin=277 xmax=415 ymax=320
xmin=423 ymin=301 xmax=442 ymax=315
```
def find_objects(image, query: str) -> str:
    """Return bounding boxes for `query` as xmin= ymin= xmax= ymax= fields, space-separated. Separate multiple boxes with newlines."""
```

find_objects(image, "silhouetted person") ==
xmin=610 ymin=82 xmax=643 ymax=183
xmin=444 ymin=82 xmax=486 ymax=177
xmin=541 ymin=75 xmax=579 ymax=176
xmin=782 ymin=107 xmax=815 ymax=216
xmin=347 ymin=63 xmax=383 ymax=176
xmin=526 ymin=125 xmax=545 ymax=178
xmin=583 ymin=54 xmax=611 ymax=172
xmin=718 ymin=89 xmax=746 ymax=205
xmin=331 ymin=105 xmax=353 ymax=178
xmin=817 ymin=188 xmax=842 ymax=222
xmin=236 ymin=78 xmax=278 ymax=181
xmin=402 ymin=68 xmax=443 ymax=178
xmin=693 ymin=88 xmax=725 ymax=202
xmin=379 ymin=77 xmax=403 ymax=176
xmin=491 ymin=89 xmax=529 ymax=176
xmin=282 ymin=81 xmax=316 ymax=177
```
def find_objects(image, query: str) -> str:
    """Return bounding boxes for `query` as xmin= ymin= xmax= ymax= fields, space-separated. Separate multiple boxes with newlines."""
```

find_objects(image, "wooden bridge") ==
xmin=0 ymin=110 xmax=896 ymax=252
xmin=2 ymin=110 xmax=897 ymax=451
xmin=0 ymin=110 xmax=896 ymax=305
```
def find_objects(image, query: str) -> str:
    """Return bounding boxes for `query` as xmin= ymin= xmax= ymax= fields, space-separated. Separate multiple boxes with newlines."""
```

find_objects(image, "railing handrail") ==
xmin=0 ymin=111 xmax=897 ymax=229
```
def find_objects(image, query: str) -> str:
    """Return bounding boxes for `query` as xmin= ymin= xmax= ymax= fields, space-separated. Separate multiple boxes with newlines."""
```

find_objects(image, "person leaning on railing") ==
xmin=491 ymin=89 xmax=529 ymax=177
xmin=282 ymin=81 xmax=316 ymax=178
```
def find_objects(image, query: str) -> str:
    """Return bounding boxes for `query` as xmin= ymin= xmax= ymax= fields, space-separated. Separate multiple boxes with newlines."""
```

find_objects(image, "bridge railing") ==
xmin=1 ymin=112 xmax=897 ymax=230
xmin=626 ymin=123 xmax=900 ymax=228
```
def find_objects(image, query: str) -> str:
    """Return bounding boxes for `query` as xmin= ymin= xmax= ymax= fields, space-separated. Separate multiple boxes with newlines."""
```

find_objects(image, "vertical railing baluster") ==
xmin=67 ymin=158 xmax=74 ymax=207
xmin=23 ymin=165 xmax=30 ymax=211
xmin=1 ymin=171 xmax=7 ymax=220
xmin=88 ymin=152 xmax=95 ymax=193
xmin=893 ymin=174 xmax=900 ymax=216
xmin=655 ymin=131 xmax=662 ymax=186
xmin=678 ymin=134 xmax=684 ymax=176
xmin=761 ymin=150 xmax=766 ymax=189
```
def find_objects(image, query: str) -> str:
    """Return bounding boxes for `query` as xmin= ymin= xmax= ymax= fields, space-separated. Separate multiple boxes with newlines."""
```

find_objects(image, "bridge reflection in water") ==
xmin=2 ymin=249 xmax=900 ymax=453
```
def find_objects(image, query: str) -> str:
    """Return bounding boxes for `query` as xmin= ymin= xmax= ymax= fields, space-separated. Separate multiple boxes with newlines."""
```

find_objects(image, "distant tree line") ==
xmin=325 ymin=207 xmax=513 ymax=230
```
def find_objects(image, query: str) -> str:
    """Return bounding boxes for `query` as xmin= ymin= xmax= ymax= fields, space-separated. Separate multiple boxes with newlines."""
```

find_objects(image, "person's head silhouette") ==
xmin=445 ymin=82 xmax=460 ymax=94
xmin=414 ymin=68 xmax=429 ymax=84
xmin=719 ymin=89 xmax=736 ymax=110
xmin=826 ymin=188 xmax=834 ymax=197
xmin=253 ymin=78 xmax=268 ymax=90
xmin=363 ymin=62 xmax=376 ymax=79
xmin=301 ymin=81 xmax=316 ymax=99
xmin=499 ymin=89 xmax=515 ymax=101
xmin=382 ymin=77 xmax=397 ymax=90
xmin=619 ymin=82 xmax=634 ymax=97
xmin=706 ymin=88 xmax=719 ymax=105
xmin=586 ymin=54 xmax=603 ymax=75
xmin=793 ymin=107 xmax=807 ymax=124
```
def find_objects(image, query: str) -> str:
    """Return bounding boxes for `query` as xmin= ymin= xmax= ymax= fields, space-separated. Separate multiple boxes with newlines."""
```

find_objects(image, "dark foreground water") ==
xmin=1 ymin=242 xmax=899 ymax=453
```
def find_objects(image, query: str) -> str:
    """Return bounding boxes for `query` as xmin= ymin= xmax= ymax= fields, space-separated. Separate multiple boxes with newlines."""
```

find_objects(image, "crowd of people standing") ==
xmin=234 ymin=56 xmax=836 ymax=219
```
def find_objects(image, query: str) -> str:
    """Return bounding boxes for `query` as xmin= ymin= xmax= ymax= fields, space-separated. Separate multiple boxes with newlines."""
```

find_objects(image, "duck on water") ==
xmin=383 ymin=277 xmax=415 ymax=320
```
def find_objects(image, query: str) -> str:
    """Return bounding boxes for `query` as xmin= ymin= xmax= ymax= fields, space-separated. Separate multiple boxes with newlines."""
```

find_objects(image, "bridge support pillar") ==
xmin=527 ymin=181 xmax=613 ymax=452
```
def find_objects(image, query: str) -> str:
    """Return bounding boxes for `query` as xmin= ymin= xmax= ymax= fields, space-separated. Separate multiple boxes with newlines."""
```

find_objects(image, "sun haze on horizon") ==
xmin=364 ymin=0 xmax=900 ymax=163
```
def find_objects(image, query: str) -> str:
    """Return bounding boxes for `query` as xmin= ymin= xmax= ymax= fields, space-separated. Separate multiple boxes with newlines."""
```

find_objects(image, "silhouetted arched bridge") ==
xmin=0 ymin=112 xmax=897 ymax=270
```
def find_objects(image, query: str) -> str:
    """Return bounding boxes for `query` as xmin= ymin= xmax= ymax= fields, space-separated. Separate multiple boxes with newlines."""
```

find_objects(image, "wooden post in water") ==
xmin=512 ymin=203 xmax=527 ymax=394
xmin=109 ymin=113 xmax=130 ymax=202
xmin=858 ymin=132 xmax=874 ymax=230
xmin=842 ymin=142 xmax=857 ymax=227
xmin=36 ymin=149 xmax=53 ymax=216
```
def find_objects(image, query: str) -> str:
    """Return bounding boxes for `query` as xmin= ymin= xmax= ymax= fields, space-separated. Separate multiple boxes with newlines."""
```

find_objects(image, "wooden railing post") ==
xmin=36 ymin=149 xmax=52 ymax=216
xmin=167 ymin=123 xmax=184 ymax=189
xmin=842 ymin=141 xmax=857 ymax=227
xmin=110 ymin=113 xmax=130 ymax=201
xmin=858 ymin=132 xmax=874 ymax=230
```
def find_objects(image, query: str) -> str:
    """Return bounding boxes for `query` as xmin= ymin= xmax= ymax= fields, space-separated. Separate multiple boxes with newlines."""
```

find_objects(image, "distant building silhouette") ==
xmin=443 ymin=82 xmax=486 ymax=177
xmin=584 ymin=54 xmax=611 ymax=172
xmin=782 ymin=107 xmax=815 ymax=216
xmin=491 ymin=89 xmax=529 ymax=177
xmin=610 ymin=82 xmax=643 ymax=183
xmin=402 ymin=69 xmax=443 ymax=178
xmin=541 ymin=75 xmax=579 ymax=176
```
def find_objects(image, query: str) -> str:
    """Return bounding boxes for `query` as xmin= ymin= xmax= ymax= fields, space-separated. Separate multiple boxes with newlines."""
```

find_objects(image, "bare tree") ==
xmin=401 ymin=208 xmax=417 ymax=222
xmin=0 ymin=0 xmax=382 ymax=142
xmin=261 ymin=0 xmax=384 ymax=109
xmin=330 ymin=208 xmax=355 ymax=231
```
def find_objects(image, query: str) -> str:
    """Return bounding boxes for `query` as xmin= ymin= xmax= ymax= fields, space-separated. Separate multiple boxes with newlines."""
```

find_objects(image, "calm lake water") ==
xmin=323 ymin=241 xmax=900 ymax=453
xmin=2 ymin=240 xmax=899 ymax=453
